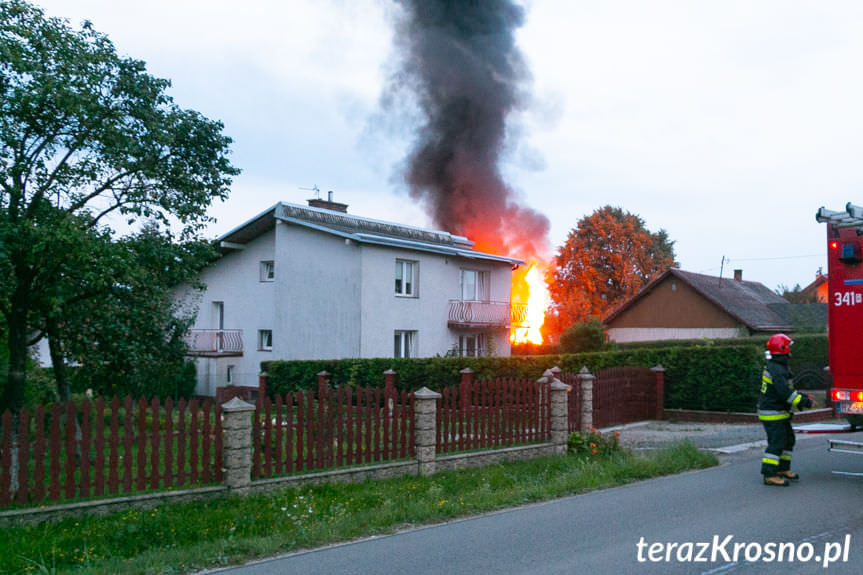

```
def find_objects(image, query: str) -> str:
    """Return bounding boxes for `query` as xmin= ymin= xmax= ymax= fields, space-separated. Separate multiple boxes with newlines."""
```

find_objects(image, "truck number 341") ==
xmin=834 ymin=291 xmax=863 ymax=306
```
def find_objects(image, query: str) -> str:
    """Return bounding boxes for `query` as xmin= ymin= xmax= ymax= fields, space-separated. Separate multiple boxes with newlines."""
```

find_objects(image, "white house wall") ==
xmin=357 ymin=247 xmax=515 ymax=358
xmin=606 ymin=327 xmax=748 ymax=343
xmin=273 ymin=221 xmax=362 ymax=360
xmin=358 ymin=245 xmax=451 ymax=358
xmin=191 ymin=228 xmax=276 ymax=393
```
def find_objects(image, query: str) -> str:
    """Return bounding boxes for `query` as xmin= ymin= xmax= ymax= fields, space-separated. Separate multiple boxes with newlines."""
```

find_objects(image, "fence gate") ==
xmin=592 ymin=367 xmax=658 ymax=429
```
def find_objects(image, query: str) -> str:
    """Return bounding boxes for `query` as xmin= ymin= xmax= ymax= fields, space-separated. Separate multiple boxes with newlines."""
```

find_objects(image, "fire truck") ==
xmin=816 ymin=203 xmax=863 ymax=427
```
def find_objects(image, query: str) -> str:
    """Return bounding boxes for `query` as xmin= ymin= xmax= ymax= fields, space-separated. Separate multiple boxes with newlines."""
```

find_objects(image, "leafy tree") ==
xmin=547 ymin=206 xmax=677 ymax=339
xmin=57 ymin=224 xmax=214 ymax=399
xmin=559 ymin=318 xmax=608 ymax=354
xmin=0 ymin=1 xmax=239 ymax=411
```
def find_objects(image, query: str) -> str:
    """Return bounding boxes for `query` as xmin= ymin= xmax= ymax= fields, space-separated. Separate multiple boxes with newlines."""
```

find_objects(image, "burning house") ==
xmin=382 ymin=0 xmax=553 ymax=345
xmin=178 ymin=197 xmax=526 ymax=397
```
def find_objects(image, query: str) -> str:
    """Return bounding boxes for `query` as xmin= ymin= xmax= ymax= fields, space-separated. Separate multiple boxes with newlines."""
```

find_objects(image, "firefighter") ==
xmin=759 ymin=333 xmax=816 ymax=486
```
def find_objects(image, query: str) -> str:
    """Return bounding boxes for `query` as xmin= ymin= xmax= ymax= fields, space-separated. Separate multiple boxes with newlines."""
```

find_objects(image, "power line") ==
xmin=697 ymin=253 xmax=824 ymax=275
xmin=723 ymin=254 xmax=823 ymax=263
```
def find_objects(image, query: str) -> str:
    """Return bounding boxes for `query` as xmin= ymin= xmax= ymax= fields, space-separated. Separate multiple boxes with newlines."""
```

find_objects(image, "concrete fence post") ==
xmin=221 ymin=397 xmax=256 ymax=496
xmin=651 ymin=365 xmax=666 ymax=421
xmin=543 ymin=369 xmax=572 ymax=455
xmin=577 ymin=366 xmax=595 ymax=432
xmin=413 ymin=387 xmax=442 ymax=476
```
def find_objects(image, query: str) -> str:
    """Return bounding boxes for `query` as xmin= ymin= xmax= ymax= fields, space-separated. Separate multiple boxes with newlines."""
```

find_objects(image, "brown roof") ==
xmin=604 ymin=268 xmax=792 ymax=331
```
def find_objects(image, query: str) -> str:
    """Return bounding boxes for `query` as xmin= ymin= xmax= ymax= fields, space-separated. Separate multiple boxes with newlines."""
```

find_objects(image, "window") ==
xmin=212 ymin=301 xmax=225 ymax=330
xmin=394 ymin=330 xmax=416 ymax=358
xmin=226 ymin=365 xmax=235 ymax=385
xmin=258 ymin=329 xmax=273 ymax=351
xmin=395 ymin=259 xmax=417 ymax=296
xmin=260 ymin=260 xmax=275 ymax=282
xmin=458 ymin=334 xmax=486 ymax=357
xmin=459 ymin=269 xmax=489 ymax=301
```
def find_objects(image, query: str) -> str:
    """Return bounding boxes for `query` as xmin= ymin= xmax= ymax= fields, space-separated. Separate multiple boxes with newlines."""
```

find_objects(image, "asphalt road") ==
xmin=210 ymin=431 xmax=863 ymax=575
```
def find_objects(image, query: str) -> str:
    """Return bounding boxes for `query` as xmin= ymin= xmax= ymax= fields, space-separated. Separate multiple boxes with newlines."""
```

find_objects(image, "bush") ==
xmin=559 ymin=318 xmax=608 ymax=354
xmin=568 ymin=429 xmax=621 ymax=458
xmin=262 ymin=356 xmax=555 ymax=397
xmin=69 ymin=358 xmax=197 ymax=400
xmin=262 ymin=336 xmax=826 ymax=412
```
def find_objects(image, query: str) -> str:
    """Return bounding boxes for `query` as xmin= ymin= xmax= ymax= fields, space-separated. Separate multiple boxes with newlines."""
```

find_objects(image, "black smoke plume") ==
xmin=386 ymin=0 xmax=550 ymax=259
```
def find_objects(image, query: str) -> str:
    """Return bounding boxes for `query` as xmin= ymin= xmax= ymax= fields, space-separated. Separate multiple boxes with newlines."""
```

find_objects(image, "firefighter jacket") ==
xmin=758 ymin=354 xmax=811 ymax=421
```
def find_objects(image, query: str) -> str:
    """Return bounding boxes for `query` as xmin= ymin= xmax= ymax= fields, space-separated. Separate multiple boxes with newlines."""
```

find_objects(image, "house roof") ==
xmin=603 ymin=268 xmax=793 ymax=331
xmin=799 ymin=273 xmax=828 ymax=301
xmin=216 ymin=202 xmax=524 ymax=267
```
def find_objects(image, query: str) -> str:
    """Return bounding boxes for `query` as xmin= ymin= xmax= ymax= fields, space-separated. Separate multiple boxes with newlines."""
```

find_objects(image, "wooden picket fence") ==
xmin=1 ymin=365 xmax=664 ymax=511
xmin=252 ymin=386 xmax=414 ymax=479
xmin=0 ymin=396 xmax=222 ymax=508
xmin=436 ymin=375 xmax=550 ymax=453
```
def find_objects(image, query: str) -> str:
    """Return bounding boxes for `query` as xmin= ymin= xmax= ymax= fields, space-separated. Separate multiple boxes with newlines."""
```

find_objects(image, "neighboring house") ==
xmin=177 ymin=197 xmax=524 ymax=397
xmin=604 ymin=268 xmax=827 ymax=343
xmin=798 ymin=272 xmax=828 ymax=303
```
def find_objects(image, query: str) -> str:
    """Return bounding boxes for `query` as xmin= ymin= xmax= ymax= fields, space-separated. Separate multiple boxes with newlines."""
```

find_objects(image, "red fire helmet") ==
xmin=766 ymin=333 xmax=793 ymax=355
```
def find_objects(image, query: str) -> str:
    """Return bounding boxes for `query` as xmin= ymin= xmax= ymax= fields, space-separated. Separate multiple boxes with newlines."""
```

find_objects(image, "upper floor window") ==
xmin=459 ymin=269 xmax=489 ymax=301
xmin=394 ymin=330 xmax=416 ymax=358
xmin=395 ymin=259 xmax=417 ymax=297
xmin=260 ymin=260 xmax=275 ymax=282
xmin=258 ymin=329 xmax=273 ymax=351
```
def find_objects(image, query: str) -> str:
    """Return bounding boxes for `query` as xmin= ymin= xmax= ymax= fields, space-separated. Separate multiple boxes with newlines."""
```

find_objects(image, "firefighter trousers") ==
xmin=761 ymin=418 xmax=794 ymax=476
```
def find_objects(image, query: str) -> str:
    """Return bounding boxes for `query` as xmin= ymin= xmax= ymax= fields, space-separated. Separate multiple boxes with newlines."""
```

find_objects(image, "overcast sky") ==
xmin=33 ymin=0 xmax=863 ymax=292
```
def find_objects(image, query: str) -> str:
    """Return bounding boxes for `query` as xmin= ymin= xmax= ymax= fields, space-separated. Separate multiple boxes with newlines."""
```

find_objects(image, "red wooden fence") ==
xmin=592 ymin=367 xmax=658 ymax=428
xmin=0 ymin=396 xmax=222 ymax=508
xmin=560 ymin=372 xmax=582 ymax=432
xmin=436 ymin=376 xmax=550 ymax=454
xmin=252 ymin=386 xmax=414 ymax=479
xmin=565 ymin=367 xmax=661 ymax=432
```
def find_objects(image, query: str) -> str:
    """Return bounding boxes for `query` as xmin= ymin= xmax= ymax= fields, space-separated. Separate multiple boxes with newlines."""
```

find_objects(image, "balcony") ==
xmin=448 ymin=300 xmax=527 ymax=328
xmin=185 ymin=329 xmax=244 ymax=357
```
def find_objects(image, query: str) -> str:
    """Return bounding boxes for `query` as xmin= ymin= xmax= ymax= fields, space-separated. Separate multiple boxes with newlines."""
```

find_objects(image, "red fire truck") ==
xmin=816 ymin=203 xmax=863 ymax=427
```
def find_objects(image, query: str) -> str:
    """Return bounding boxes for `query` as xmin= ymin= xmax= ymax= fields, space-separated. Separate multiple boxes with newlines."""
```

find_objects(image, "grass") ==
xmin=0 ymin=440 xmax=718 ymax=575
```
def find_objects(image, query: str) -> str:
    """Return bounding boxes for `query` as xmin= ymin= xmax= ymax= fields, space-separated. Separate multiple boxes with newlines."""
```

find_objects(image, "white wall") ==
xmin=607 ymin=327 xmax=748 ymax=343
xmin=190 ymin=228 xmax=276 ymax=392
xmin=273 ymin=222 xmax=363 ymax=360
xmin=356 ymin=247 xmax=514 ymax=358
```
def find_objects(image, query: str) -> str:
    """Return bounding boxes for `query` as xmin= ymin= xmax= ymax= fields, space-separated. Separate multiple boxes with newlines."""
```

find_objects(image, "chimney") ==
xmin=307 ymin=191 xmax=348 ymax=213
xmin=733 ymin=269 xmax=743 ymax=282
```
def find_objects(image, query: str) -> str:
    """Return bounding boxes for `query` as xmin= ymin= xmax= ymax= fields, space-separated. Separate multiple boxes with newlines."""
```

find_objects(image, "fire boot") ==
xmin=778 ymin=470 xmax=799 ymax=481
xmin=763 ymin=475 xmax=790 ymax=487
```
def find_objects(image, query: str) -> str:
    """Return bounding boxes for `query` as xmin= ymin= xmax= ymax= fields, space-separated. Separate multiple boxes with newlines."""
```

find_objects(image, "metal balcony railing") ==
xmin=185 ymin=329 xmax=244 ymax=356
xmin=448 ymin=300 xmax=528 ymax=328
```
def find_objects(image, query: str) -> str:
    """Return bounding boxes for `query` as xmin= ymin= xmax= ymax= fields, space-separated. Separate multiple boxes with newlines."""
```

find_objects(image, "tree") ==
xmin=547 ymin=206 xmax=677 ymax=338
xmin=0 ymin=1 xmax=239 ymax=412
xmin=56 ymin=224 xmax=215 ymax=399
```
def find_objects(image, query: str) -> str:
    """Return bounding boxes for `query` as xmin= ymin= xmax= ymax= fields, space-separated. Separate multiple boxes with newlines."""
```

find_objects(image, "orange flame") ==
xmin=510 ymin=262 xmax=548 ymax=345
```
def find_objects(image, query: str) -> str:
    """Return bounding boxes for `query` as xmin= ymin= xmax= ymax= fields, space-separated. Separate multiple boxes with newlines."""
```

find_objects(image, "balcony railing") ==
xmin=448 ymin=300 xmax=527 ymax=328
xmin=185 ymin=329 xmax=244 ymax=357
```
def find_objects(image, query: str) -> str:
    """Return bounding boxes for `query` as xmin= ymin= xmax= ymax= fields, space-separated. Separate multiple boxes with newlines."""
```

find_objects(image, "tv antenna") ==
xmin=299 ymin=184 xmax=320 ymax=199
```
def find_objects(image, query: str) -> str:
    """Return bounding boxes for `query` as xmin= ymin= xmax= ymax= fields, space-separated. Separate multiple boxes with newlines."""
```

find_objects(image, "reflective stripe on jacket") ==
xmin=758 ymin=357 xmax=798 ymax=421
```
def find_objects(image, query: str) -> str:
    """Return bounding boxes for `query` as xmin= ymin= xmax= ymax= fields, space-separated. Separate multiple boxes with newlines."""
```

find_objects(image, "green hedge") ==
xmin=263 ymin=337 xmax=824 ymax=412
